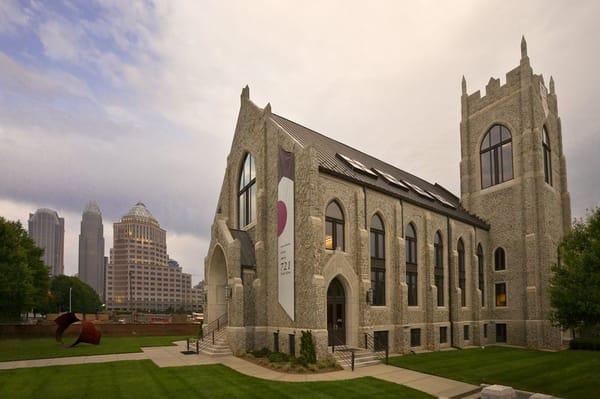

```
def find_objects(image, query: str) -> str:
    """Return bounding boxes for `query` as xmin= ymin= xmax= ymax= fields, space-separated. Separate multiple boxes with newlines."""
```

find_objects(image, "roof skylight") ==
xmin=337 ymin=153 xmax=377 ymax=178
xmin=429 ymin=192 xmax=457 ymax=208
xmin=372 ymin=168 xmax=409 ymax=190
xmin=402 ymin=180 xmax=435 ymax=200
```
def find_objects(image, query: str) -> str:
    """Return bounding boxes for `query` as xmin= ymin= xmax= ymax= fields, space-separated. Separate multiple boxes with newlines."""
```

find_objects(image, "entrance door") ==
xmin=327 ymin=278 xmax=346 ymax=346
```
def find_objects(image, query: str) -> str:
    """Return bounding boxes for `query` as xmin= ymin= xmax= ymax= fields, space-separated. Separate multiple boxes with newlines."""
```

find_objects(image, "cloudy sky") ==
xmin=1 ymin=1 xmax=599 ymax=283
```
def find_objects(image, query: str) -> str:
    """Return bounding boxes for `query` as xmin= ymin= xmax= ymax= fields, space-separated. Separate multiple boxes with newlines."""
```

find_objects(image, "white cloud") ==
xmin=166 ymin=232 xmax=210 ymax=284
xmin=0 ymin=0 xmax=29 ymax=34
xmin=1 ymin=0 xmax=599 ymax=286
xmin=38 ymin=19 xmax=80 ymax=61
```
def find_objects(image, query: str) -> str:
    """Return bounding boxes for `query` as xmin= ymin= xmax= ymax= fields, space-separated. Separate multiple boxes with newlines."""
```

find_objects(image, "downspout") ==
xmin=447 ymin=216 xmax=456 ymax=348
xmin=363 ymin=185 xmax=368 ymax=229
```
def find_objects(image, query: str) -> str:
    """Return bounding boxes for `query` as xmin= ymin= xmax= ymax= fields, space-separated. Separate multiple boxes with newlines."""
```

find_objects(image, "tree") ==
xmin=49 ymin=275 xmax=102 ymax=314
xmin=550 ymin=208 xmax=600 ymax=336
xmin=0 ymin=217 xmax=50 ymax=321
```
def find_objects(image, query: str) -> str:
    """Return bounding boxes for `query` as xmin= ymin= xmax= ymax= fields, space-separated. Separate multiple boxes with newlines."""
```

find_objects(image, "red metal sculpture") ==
xmin=55 ymin=312 xmax=102 ymax=347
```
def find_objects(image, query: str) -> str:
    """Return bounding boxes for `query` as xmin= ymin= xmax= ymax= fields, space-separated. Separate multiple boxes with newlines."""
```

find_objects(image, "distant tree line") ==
xmin=0 ymin=217 xmax=101 ymax=322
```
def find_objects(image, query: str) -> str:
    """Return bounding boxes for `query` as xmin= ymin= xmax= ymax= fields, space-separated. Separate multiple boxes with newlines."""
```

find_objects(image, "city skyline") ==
xmin=1 ymin=200 xmax=204 ymax=285
xmin=1 ymin=1 xmax=599 ymax=285
xmin=78 ymin=201 xmax=105 ymax=298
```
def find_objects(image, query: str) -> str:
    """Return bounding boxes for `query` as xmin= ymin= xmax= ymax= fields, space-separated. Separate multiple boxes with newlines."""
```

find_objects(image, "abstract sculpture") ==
xmin=55 ymin=312 xmax=102 ymax=347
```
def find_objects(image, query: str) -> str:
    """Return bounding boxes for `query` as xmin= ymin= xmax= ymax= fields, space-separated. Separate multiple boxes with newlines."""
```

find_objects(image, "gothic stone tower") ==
xmin=459 ymin=37 xmax=571 ymax=349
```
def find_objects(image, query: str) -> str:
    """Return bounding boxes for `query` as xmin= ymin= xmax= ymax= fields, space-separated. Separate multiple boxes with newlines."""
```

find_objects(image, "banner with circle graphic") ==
xmin=278 ymin=147 xmax=295 ymax=321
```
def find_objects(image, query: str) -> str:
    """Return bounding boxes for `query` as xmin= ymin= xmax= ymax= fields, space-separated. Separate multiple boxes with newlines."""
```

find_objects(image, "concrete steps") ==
xmin=331 ymin=347 xmax=383 ymax=369
xmin=197 ymin=329 xmax=232 ymax=357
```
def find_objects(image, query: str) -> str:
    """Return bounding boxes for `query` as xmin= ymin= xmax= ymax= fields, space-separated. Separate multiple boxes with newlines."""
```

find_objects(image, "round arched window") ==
xmin=480 ymin=125 xmax=513 ymax=188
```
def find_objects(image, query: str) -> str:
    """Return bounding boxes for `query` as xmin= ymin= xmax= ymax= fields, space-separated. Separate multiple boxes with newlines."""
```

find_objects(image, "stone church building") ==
xmin=204 ymin=38 xmax=571 ymax=358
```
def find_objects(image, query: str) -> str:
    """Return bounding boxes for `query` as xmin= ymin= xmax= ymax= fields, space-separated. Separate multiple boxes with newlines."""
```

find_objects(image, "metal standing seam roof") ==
xmin=229 ymin=229 xmax=256 ymax=267
xmin=270 ymin=113 xmax=489 ymax=230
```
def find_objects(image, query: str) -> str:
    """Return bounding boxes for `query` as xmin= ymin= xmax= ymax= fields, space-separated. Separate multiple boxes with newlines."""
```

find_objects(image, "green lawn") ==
xmin=0 ymin=336 xmax=188 ymax=362
xmin=389 ymin=346 xmax=600 ymax=399
xmin=0 ymin=360 xmax=433 ymax=399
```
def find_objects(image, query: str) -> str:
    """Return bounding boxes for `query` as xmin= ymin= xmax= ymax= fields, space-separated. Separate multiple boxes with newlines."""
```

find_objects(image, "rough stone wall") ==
xmin=459 ymin=44 xmax=571 ymax=349
xmin=206 ymin=42 xmax=572 ymax=357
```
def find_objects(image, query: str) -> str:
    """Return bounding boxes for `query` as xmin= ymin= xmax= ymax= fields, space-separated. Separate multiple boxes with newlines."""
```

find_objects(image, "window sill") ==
xmin=480 ymin=177 xmax=516 ymax=193
xmin=240 ymin=221 xmax=257 ymax=231
xmin=370 ymin=305 xmax=389 ymax=310
xmin=324 ymin=248 xmax=346 ymax=254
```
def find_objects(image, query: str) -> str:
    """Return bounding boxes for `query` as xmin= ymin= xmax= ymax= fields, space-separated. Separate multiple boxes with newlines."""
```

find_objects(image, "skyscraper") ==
xmin=105 ymin=202 xmax=196 ymax=311
xmin=28 ymin=208 xmax=64 ymax=276
xmin=78 ymin=201 xmax=105 ymax=300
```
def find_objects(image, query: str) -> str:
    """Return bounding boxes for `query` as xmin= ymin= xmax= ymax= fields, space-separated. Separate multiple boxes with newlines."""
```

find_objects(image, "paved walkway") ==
xmin=0 ymin=341 xmax=479 ymax=398
xmin=0 ymin=352 xmax=146 ymax=370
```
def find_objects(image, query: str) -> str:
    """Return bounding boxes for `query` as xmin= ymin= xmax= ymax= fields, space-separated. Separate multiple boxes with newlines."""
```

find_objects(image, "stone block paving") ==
xmin=0 ymin=340 xmax=479 ymax=398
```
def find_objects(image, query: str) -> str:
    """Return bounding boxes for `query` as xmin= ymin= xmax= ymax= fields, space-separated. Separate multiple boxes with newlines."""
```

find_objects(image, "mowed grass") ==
xmin=0 ymin=336 xmax=188 ymax=362
xmin=0 ymin=360 xmax=433 ymax=399
xmin=389 ymin=346 xmax=600 ymax=399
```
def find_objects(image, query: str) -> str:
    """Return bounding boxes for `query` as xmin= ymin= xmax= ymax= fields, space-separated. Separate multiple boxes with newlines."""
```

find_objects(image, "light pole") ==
xmin=69 ymin=287 xmax=72 ymax=313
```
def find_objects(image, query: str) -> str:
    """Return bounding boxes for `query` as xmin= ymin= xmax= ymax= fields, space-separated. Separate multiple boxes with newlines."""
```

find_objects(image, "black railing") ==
xmin=363 ymin=332 xmax=389 ymax=364
xmin=331 ymin=334 xmax=356 ymax=371
xmin=199 ymin=312 xmax=228 ymax=348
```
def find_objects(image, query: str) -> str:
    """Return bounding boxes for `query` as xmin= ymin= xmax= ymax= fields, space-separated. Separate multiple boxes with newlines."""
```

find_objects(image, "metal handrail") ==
xmin=330 ymin=333 xmax=356 ymax=371
xmin=200 ymin=313 xmax=228 ymax=346
xmin=363 ymin=332 xmax=389 ymax=364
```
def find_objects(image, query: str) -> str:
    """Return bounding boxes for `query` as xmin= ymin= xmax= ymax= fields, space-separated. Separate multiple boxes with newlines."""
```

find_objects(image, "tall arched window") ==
xmin=325 ymin=201 xmax=345 ymax=250
xmin=543 ymin=127 xmax=553 ymax=186
xmin=477 ymin=244 xmax=485 ymax=307
xmin=239 ymin=153 xmax=256 ymax=228
xmin=434 ymin=231 xmax=444 ymax=306
xmin=406 ymin=223 xmax=418 ymax=306
xmin=370 ymin=214 xmax=385 ymax=306
xmin=494 ymin=247 xmax=506 ymax=271
xmin=480 ymin=124 xmax=513 ymax=188
xmin=457 ymin=238 xmax=466 ymax=307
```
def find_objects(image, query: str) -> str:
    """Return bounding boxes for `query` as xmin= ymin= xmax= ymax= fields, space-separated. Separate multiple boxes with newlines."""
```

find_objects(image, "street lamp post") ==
xmin=69 ymin=287 xmax=72 ymax=313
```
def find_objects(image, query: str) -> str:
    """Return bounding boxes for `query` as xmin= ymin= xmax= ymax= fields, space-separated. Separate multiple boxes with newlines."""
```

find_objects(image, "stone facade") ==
xmin=205 ymin=39 xmax=571 ymax=357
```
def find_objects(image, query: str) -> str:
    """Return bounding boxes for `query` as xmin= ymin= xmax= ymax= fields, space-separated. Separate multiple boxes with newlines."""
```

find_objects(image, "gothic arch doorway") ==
xmin=327 ymin=277 xmax=346 ymax=346
xmin=207 ymin=245 xmax=227 ymax=323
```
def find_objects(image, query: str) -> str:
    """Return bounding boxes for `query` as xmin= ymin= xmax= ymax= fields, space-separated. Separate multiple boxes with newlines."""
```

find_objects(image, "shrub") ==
xmin=292 ymin=355 xmax=307 ymax=367
xmin=316 ymin=356 xmax=338 ymax=369
xmin=300 ymin=330 xmax=317 ymax=364
xmin=267 ymin=351 xmax=290 ymax=363
xmin=569 ymin=338 xmax=600 ymax=351
xmin=251 ymin=347 xmax=271 ymax=358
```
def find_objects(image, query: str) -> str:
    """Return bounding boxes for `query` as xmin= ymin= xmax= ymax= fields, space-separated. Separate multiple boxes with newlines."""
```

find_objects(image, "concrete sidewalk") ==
xmin=0 ymin=352 xmax=147 ymax=370
xmin=0 ymin=340 xmax=479 ymax=398
xmin=143 ymin=341 xmax=479 ymax=398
